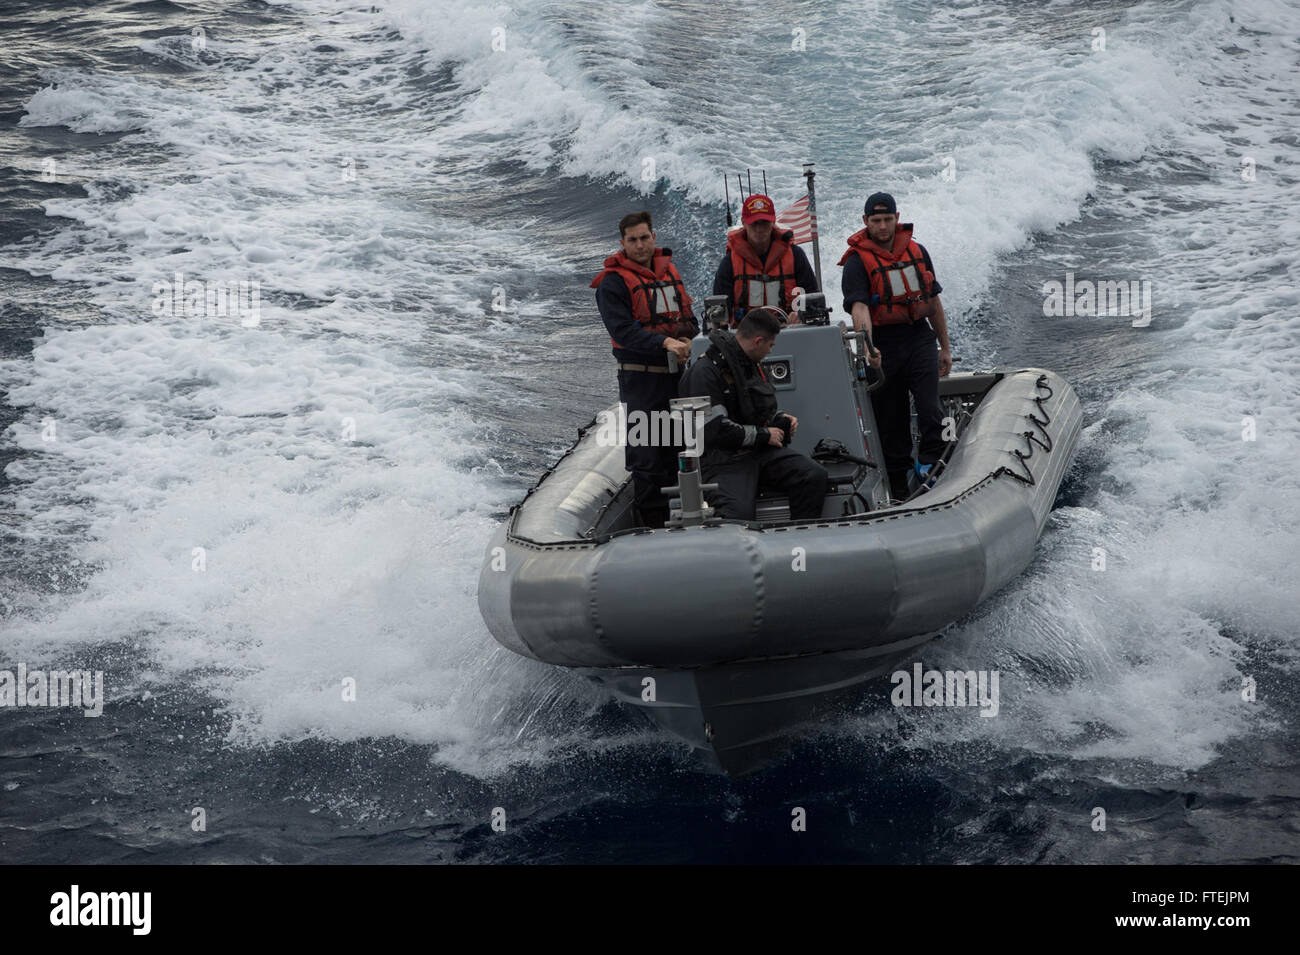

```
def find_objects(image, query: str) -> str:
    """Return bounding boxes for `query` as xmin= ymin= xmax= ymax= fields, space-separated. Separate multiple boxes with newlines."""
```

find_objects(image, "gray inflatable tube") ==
xmin=478 ymin=369 xmax=1082 ymax=670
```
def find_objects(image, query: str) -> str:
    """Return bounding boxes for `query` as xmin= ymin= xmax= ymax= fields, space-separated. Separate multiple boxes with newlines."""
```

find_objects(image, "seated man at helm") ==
xmin=677 ymin=306 xmax=827 ymax=521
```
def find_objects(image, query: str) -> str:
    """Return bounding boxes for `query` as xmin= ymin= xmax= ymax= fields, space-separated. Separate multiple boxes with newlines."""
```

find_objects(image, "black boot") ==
xmin=887 ymin=469 xmax=912 ymax=501
xmin=639 ymin=505 xmax=669 ymax=529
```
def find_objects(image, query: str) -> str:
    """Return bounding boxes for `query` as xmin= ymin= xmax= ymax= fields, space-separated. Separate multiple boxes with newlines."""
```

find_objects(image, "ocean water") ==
xmin=0 ymin=0 xmax=1296 ymax=863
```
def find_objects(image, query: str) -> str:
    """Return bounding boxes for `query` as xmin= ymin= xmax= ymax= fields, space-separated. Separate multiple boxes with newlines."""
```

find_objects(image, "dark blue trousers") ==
xmin=617 ymin=365 xmax=681 ymax=527
xmin=870 ymin=322 xmax=946 ymax=498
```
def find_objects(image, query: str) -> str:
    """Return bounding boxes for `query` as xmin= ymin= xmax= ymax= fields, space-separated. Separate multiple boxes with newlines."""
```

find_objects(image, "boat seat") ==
xmin=939 ymin=371 xmax=1002 ymax=398
xmin=753 ymin=460 xmax=847 ymax=504
xmin=753 ymin=459 xmax=861 ymax=522
xmin=754 ymin=491 xmax=791 ymax=522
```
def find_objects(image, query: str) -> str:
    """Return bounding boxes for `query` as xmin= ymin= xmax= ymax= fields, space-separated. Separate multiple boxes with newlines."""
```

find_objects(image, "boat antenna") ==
xmin=762 ymin=169 xmax=767 ymax=194
xmin=747 ymin=168 xmax=752 ymax=194
xmin=724 ymin=174 xmax=732 ymax=228
xmin=737 ymin=173 xmax=745 ymax=204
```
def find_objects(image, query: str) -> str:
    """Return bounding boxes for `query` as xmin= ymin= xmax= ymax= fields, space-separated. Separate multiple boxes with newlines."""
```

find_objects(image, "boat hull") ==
xmin=581 ymin=631 xmax=937 ymax=776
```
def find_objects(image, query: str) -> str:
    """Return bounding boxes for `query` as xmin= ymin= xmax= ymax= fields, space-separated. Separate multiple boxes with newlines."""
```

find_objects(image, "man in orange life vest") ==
xmin=840 ymin=192 xmax=953 ymax=500
xmin=712 ymin=194 xmax=820 ymax=324
xmin=592 ymin=210 xmax=699 ymax=528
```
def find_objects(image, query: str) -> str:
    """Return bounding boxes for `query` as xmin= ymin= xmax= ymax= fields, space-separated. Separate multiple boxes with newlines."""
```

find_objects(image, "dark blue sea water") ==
xmin=1 ymin=0 xmax=1297 ymax=864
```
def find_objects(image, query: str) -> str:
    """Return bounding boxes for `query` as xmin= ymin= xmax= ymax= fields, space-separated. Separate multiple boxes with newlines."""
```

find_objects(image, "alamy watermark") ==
xmin=595 ymin=403 xmax=701 ymax=454
xmin=50 ymin=885 xmax=150 ymax=935
xmin=1042 ymin=271 xmax=1152 ymax=327
xmin=152 ymin=271 xmax=261 ymax=326
xmin=891 ymin=662 xmax=999 ymax=717
xmin=0 ymin=663 xmax=104 ymax=717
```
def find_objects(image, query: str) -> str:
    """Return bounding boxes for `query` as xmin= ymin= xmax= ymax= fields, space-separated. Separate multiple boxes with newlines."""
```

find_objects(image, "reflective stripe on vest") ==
xmin=884 ymin=262 xmax=924 ymax=299
xmin=745 ymin=277 xmax=784 ymax=308
xmin=858 ymin=243 xmax=935 ymax=324
xmin=650 ymin=282 xmax=682 ymax=317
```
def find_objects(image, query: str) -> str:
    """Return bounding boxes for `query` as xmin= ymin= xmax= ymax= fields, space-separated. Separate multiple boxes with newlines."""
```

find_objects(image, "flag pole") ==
xmin=802 ymin=162 xmax=822 ymax=290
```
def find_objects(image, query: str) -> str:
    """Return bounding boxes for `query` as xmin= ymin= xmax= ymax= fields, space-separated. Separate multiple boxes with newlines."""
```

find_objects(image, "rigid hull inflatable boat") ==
xmin=477 ymin=320 xmax=1082 ymax=775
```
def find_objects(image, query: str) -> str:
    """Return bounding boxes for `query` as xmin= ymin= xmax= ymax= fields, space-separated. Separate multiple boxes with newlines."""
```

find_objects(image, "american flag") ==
xmin=776 ymin=195 xmax=818 ymax=245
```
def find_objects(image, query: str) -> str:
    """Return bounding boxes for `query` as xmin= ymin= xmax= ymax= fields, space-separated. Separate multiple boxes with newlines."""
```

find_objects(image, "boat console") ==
xmin=680 ymin=307 xmax=893 ymax=522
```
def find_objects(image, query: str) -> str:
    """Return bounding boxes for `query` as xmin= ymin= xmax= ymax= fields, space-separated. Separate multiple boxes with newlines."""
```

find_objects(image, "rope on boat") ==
xmin=1000 ymin=373 xmax=1055 ymax=487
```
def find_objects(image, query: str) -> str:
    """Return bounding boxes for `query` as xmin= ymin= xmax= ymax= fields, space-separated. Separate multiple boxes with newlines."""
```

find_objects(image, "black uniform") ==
xmin=595 ymin=272 xmax=697 ymax=528
xmin=677 ymin=330 xmax=827 ymax=521
xmin=841 ymin=247 xmax=946 ymax=500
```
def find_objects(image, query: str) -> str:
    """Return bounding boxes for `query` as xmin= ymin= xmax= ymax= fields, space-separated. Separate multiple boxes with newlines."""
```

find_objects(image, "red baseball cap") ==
xmin=741 ymin=193 xmax=776 ymax=225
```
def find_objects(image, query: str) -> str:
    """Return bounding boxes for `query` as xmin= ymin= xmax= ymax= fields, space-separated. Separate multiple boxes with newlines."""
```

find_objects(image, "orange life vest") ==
xmin=727 ymin=228 xmax=800 ymax=318
xmin=591 ymin=248 xmax=696 ymax=350
xmin=838 ymin=223 xmax=936 ymax=325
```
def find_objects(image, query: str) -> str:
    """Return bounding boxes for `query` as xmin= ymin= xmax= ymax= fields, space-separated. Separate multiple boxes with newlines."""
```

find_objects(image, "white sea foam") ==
xmin=873 ymin=0 xmax=1300 ymax=772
